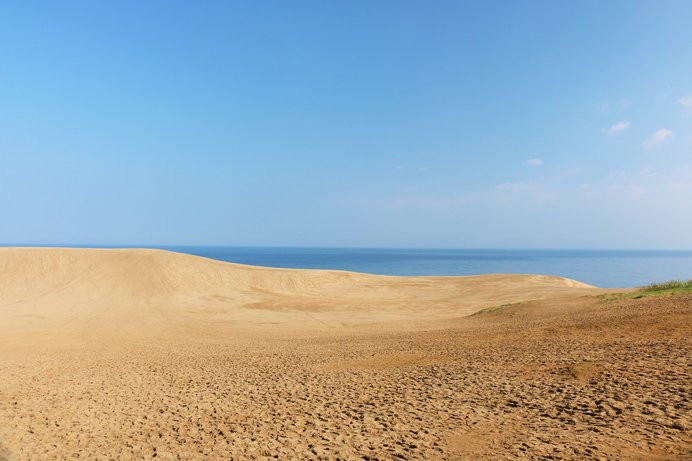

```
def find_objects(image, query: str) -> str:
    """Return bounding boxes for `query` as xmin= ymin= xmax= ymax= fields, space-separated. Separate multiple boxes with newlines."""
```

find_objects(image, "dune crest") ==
xmin=0 ymin=247 xmax=597 ymax=338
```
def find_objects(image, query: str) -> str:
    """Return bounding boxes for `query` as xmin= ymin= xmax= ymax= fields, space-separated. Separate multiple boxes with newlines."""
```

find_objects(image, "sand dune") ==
xmin=1 ymin=248 xmax=689 ymax=460
xmin=0 ymin=247 xmax=596 ymax=339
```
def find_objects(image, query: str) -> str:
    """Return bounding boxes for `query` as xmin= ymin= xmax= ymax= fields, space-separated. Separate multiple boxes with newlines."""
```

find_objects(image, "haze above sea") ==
xmin=78 ymin=246 xmax=692 ymax=288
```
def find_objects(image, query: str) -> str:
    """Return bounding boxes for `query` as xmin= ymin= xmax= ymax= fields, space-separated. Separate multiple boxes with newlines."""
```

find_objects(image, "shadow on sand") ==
xmin=0 ymin=442 xmax=10 ymax=461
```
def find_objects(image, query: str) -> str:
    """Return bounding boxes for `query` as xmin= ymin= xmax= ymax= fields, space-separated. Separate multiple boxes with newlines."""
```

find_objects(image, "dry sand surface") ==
xmin=0 ymin=248 xmax=689 ymax=460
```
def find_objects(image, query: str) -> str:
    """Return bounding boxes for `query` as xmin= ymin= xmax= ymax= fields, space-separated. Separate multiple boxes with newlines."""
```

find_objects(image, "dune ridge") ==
xmin=0 ymin=247 xmax=597 ymax=339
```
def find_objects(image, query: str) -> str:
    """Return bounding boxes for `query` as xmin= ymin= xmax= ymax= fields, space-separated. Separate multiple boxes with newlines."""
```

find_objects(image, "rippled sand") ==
xmin=0 ymin=249 xmax=689 ymax=460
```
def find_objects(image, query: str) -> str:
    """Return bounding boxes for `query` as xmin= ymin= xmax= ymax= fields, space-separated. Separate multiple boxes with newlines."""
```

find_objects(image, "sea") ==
xmin=153 ymin=247 xmax=690 ymax=289
xmin=8 ymin=245 xmax=692 ymax=288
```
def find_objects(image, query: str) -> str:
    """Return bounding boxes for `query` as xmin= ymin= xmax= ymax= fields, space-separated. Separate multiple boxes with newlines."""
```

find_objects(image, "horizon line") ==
xmin=2 ymin=243 xmax=692 ymax=252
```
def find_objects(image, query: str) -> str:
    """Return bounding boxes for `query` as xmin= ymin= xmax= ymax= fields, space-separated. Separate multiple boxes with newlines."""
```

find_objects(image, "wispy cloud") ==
xmin=642 ymin=128 xmax=674 ymax=150
xmin=679 ymin=95 xmax=692 ymax=112
xmin=602 ymin=120 xmax=630 ymax=135
xmin=495 ymin=180 xmax=538 ymax=192
xmin=525 ymin=158 xmax=543 ymax=166
xmin=334 ymin=166 xmax=692 ymax=217
xmin=599 ymin=98 xmax=631 ymax=111
xmin=598 ymin=166 xmax=692 ymax=201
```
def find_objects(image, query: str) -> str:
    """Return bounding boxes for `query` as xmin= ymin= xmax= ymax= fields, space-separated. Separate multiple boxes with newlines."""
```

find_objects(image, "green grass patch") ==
xmin=640 ymin=279 xmax=692 ymax=292
xmin=599 ymin=279 xmax=692 ymax=302
xmin=472 ymin=303 xmax=516 ymax=315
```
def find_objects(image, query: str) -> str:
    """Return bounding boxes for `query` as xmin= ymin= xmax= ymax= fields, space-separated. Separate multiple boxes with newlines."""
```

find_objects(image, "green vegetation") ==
xmin=640 ymin=279 xmax=692 ymax=292
xmin=600 ymin=279 xmax=692 ymax=302
xmin=472 ymin=303 xmax=515 ymax=315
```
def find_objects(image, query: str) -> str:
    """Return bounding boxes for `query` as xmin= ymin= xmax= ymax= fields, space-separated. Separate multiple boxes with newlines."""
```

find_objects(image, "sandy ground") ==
xmin=0 ymin=248 xmax=689 ymax=460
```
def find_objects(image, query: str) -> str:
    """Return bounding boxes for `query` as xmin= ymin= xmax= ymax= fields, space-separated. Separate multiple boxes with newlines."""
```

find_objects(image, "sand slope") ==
xmin=3 ymin=248 xmax=688 ymax=460
xmin=0 ymin=247 xmax=596 ymax=339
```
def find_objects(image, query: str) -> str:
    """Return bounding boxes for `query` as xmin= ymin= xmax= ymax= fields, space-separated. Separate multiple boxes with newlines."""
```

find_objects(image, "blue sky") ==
xmin=1 ymin=1 xmax=691 ymax=248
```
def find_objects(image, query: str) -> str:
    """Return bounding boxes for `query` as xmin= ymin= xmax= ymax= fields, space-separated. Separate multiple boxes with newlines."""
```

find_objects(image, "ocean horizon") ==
xmin=5 ymin=245 xmax=692 ymax=288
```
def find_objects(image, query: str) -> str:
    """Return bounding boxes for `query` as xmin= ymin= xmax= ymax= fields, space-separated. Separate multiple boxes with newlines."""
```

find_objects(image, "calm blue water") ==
xmin=155 ymin=247 xmax=692 ymax=288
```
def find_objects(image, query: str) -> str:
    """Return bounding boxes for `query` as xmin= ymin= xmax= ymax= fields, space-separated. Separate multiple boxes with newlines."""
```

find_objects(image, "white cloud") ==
xmin=598 ymin=166 xmax=692 ymax=202
xmin=602 ymin=120 xmax=630 ymax=135
xmin=642 ymin=128 xmax=674 ymax=150
xmin=599 ymin=99 xmax=631 ymax=111
xmin=678 ymin=95 xmax=692 ymax=112
xmin=335 ymin=165 xmax=692 ymax=225
xmin=525 ymin=158 xmax=543 ymax=166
